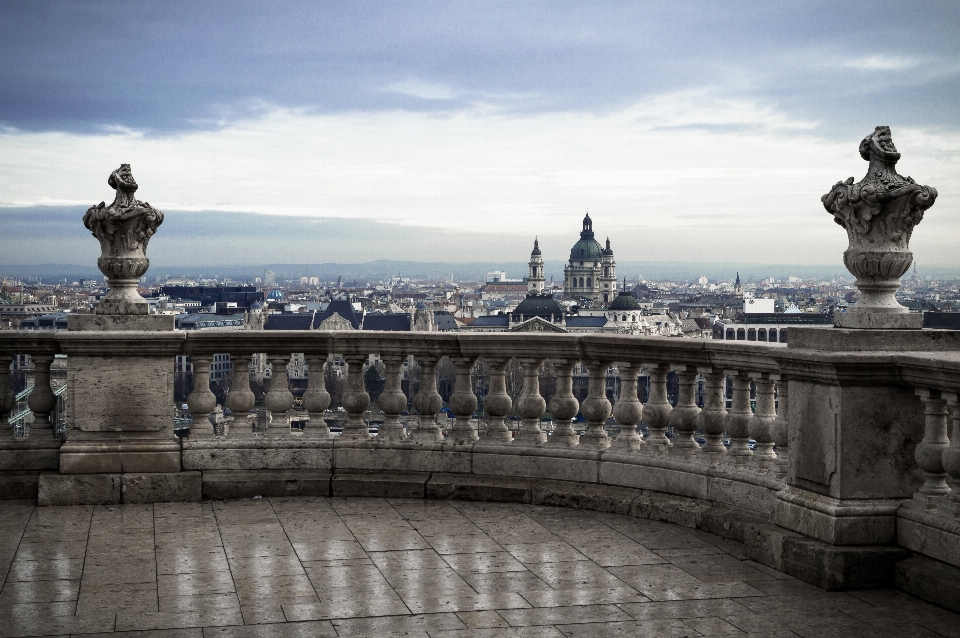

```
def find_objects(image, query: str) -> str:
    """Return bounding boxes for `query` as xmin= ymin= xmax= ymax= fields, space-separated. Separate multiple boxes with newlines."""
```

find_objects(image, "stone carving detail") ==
xmin=84 ymin=165 xmax=164 ymax=315
xmin=822 ymin=127 xmax=937 ymax=328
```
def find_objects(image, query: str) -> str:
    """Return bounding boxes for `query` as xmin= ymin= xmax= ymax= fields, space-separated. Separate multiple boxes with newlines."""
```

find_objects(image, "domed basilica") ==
xmin=563 ymin=213 xmax=617 ymax=304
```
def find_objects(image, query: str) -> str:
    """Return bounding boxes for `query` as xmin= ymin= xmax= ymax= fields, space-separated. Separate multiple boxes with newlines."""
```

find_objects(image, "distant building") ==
xmin=563 ymin=213 xmax=617 ymax=304
xmin=157 ymin=286 xmax=263 ymax=309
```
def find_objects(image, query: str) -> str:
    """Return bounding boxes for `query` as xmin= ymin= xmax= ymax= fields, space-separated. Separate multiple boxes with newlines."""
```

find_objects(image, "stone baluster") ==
xmin=748 ymin=373 xmax=778 ymax=467
xmin=940 ymin=392 xmax=960 ymax=515
xmin=770 ymin=376 xmax=789 ymax=474
xmin=914 ymin=389 xmax=950 ymax=500
xmin=448 ymin=356 xmax=479 ymax=444
xmin=26 ymin=355 xmax=57 ymax=435
xmin=264 ymin=354 xmax=295 ymax=436
xmin=340 ymin=354 xmax=372 ymax=440
xmin=642 ymin=363 xmax=672 ymax=452
xmin=226 ymin=355 xmax=256 ymax=438
xmin=376 ymin=354 xmax=407 ymax=441
xmin=697 ymin=368 xmax=727 ymax=457
xmin=302 ymin=355 xmax=332 ymax=438
xmin=580 ymin=360 xmax=612 ymax=448
xmin=669 ymin=367 xmax=700 ymax=457
xmin=186 ymin=355 xmax=217 ymax=437
xmin=515 ymin=358 xmax=547 ymax=445
xmin=547 ymin=360 xmax=580 ymax=447
xmin=725 ymin=371 xmax=754 ymax=461
xmin=480 ymin=357 xmax=513 ymax=443
xmin=0 ymin=356 xmax=13 ymax=436
xmin=610 ymin=362 xmax=642 ymax=451
xmin=412 ymin=355 xmax=444 ymax=441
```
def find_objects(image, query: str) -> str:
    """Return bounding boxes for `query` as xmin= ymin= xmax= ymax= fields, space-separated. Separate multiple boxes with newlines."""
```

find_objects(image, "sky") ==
xmin=1 ymin=1 xmax=959 ymax=269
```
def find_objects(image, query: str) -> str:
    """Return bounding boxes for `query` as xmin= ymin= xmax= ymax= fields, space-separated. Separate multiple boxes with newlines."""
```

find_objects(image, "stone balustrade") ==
xmin=2 ymin=327 xmax=960 ymax=598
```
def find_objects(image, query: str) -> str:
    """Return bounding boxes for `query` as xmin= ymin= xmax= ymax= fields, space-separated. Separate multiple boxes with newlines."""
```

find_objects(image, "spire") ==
xmin=531 ymin=236 xmax=541 ymax=256
xmin=735 ymin=272 xmax=741 ymax=287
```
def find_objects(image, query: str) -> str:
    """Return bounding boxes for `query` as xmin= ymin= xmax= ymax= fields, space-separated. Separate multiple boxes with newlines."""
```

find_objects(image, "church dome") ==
xmin=531 ymin=238 xmax=541 ymax=256
xmin=569 ymin=213 xmax=603 ymax=261
xmin=608 ymin=291 xmax=641 ymax=311
xmin=512 ymin=293 xmax=564 ymax=321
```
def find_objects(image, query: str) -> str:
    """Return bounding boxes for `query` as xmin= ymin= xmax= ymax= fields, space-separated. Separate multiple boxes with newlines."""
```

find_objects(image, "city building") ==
xmin=563 ymin=213 xmax=617 ymax=304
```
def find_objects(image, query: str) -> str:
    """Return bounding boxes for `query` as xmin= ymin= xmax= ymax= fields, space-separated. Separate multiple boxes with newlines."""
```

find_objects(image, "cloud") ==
xmin=384 ymin=80 xmax=457 ymax=101
xmin=843 ymin=55 xmax=921 ymax=71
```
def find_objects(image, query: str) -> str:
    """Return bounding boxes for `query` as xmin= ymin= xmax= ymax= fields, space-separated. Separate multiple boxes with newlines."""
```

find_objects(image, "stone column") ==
xmin=376 ymin=355 xmax=406 ymax=441
xmin=448 ymin=356 xmax=479 ymax=444
xmin=669 ymin=367 xmax=700 ymax=457
xmin=0 ymin=356 xmax=14 ymax=437
xmin=914 ymin=389 xmax=950 ymax=499
xmin=340 ymin=354 xmax=371 ymax=440
xmin=749 ymin=373 xmax=778 ymax=466
xmin=480 ymin=357 xmax=513 ymax=443
xmin=264 ymin=354 xmax=294 ymax=436
xmin=770 ymin=377 xmax=789 ymax=474
xmin=226 ymin=355 xmax=256 ymax=438
xmin=941 ymin=392 xmax=960 ymax=515
xmin=302 ymin=355 xmax=332 ymax=438
xmin=724 ymin=371 xmax=753 ymax=461
xmin=547 ymin=360 xmax=580 ymax=447
xmin=642 ymin=363 xmax=672 ymax=452
xmin=186 ymin=355 xmax=216 ymax=437
xmin=515 ymin=358 xmax=547 ymax=445
xmin=26 ymin=355 xmax=57 ymax=435
xmin=697 ymin=368 xmax=727 ymax=457
xmin=610 ymin=363 xmax=642 ymax=451
xmin=412 ymin=356 xmax=444 ymax=441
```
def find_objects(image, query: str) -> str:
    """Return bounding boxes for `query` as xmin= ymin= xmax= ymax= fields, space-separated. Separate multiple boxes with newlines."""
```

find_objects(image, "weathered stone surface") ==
xmin=331 ymin=470 xmax=430 ymax=498
xmin=0 ymin=437 xmax=61 ymax=471
xmin=59 ymin=439 xmax=181 ymax=474
xmin=776 ymin=487 xmax=900 ymax=545
xmin=120 ymin=471 xmax=200 ymax=503
xmin=0 ymin=472 xmax=40 ymax=499
xmin=782 ymin=535 xmax=908 ymax=590
xmin=534 ymin=479 xmax=640 ymax=515
xmin=67 ymin=314 xmax=175 ymax=331
xmin=334 ymin=440 xmax=471 ymax=474
xmin=599 ymin=455 xmax=708 ymax=500
xmin=895 ymin=555 xmax=960 ymax=614
xmin=182 ymin=438 xmax=333 ymax=471
xmin=473 ymin=445 xmax=601 ymax=483
xmin=38 ymin=472 xmax=121 ymax=506
xmin=897 ymin=501 xmax=960 ymax=568
xmin=203 ymin=469 xmax=331 ymax=498
xmin=427 ymin=472 xmax=535 ymax=503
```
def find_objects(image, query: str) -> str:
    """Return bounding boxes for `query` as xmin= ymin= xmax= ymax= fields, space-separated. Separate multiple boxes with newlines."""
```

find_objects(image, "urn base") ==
xmin=835 ymin=310 xmax=922 ymax=330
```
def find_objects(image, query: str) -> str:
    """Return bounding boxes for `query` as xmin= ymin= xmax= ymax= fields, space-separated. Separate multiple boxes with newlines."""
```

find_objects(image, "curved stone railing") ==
xmin=2 ymin=328 xmax=960 ymax=595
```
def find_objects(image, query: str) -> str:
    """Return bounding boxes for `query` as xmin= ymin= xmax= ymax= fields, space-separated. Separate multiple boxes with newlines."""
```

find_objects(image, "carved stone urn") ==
xmin=822 ymin=126 xmax=936 ymax=329
xmin=83 ymin=164 xmax=164 ymax=315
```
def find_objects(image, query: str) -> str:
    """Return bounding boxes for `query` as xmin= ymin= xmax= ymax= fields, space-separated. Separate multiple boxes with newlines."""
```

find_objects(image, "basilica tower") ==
xmin=527 ymin=238 xmax=545 ymax=294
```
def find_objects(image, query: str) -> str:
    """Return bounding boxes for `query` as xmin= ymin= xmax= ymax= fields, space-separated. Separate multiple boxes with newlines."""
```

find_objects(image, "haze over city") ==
xmin=2 ymin=1 xmax=959 ymax=268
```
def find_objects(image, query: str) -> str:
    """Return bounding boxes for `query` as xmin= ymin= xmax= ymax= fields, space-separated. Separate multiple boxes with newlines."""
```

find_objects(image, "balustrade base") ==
xmin=897 ymin=499 xmax=960 ymax=569
xmin=0 ymin=436 xmax=61 ymax=473
xmin=67 ymin=314 xmax=175 ymax=331
xmin=203 ymin=469 xmax=331 ymax=499
xmin=37 ymin=470 xmax=200 ymax=505
xmin=895 ymin=555 xmax=960 ymax=615
xmin=0 ymin=472 xmax=44 ymax=499
xmin=834 ymin=310 xmax=923 ymax=330
xmin=59 ymin=439 xmax=181 ymax=474
xmin=775 ymin=486 xmax=902 ymax=545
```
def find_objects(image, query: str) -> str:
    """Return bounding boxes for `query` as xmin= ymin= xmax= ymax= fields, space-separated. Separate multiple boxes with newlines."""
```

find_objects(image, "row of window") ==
xmin=724 ymin=327 xmax=788 ymax=343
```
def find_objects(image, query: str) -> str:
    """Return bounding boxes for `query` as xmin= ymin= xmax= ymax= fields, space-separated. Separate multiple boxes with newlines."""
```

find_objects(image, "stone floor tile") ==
xmin=6 ymin=558 xmax=84 ymax=582
xmin=281 ymin=595 xmax=411 ymax=621
xmin=80 ymin=629 xmax=203 ymax=638
xmin=233 ymin=573 xmax=316 ymax=600
xmin=456 ymin=610 xmax=510 ymax=628
xmin=428 ymin=535 xmax=505 ymax=555
xmin=382 ymin=566 xmax=476 ymax=593
xmin=315 ymin=583 xmax=399 ymax=605
xmin=301 ymin=557 xmax=375 ymax=569
xmin=238 ymin=601 xmax=288 ymax=625
xmin=12 ymin=541 xmax=87 ymax=562
xmin=305 ymin=563 xmax=390 ymax=592
xmin=497 ymin=603 xmax=633 ymax=627
xmin=443 ymin=552 xmax=528 ymax=575
xmin=80 ymin=564 xmax=158 ymax=586
xmin=430 ymin=628 xmax=566 ymax=638
xmin=221 ymin=539 xmax=297 ymax=560
xmin=77 ymin=587 xmax=159 ymax=615
xmin=653 ymin=547 xmax=726 ymax=557
xmin=501 ymin=543 xmax=588 ymax=564
xmin=520 ymin=586 xmax=649 ymax=608
xmin=206 ymin=620 xmax=338 ymax=637
xmin=330 ymin=611 xmax=467 ymax=635
xmin=618 ymin=598 xmax=754 ymax=620
xmin=115 ymin=608 xmax=244 ymax=632
xmin=352 ymin=531 xmax=431 ymax=552
xmin=527 ymin=561 xmax=629 ymax=590
xmin=158 ymin=571 xmax=236 ymax=599
xmin=156 ymin=547 xmax=230 ymax=575
xmin=460 ymin=571 xmax=553 ymax=595
xmin=291 ymin=540 xmax=367 ymax=562
xmin=368 ymin=548 xmax=451 ymax=572
xmin=269 ymin=496 xmax=334 ymax=512
xmin=158 ymin=592 xmax=242 ymax=614
xmin=402 ymin=591 xmax=530 ymax=615
xmin=681 ymin=616 xmax=743 ymax=635
xmin=639 ymin=581 xmax=766 ymax=602
xmin=0 ymin=579 xmax=79 ymax=604
xmin=555 ymin=618 xmax=701 ymax=637
xmin=0 ymin=599 xmax=77 ymax=619
xmin=0 ymin=613 xmax=115 ymax=638
xmin=155 ymin=530 xmax=224 ymax=549
xmin=574 ymin=542 xmax=668 ymax=568
xmin=227 ymin=554 xmax=306 ymax=579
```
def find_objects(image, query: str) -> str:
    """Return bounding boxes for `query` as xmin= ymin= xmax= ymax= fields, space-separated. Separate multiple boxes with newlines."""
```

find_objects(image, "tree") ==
xmin=436 ymin=357 xmax=456 ymax=403
xmin=363 ymin=359 xmax=386 ymax=404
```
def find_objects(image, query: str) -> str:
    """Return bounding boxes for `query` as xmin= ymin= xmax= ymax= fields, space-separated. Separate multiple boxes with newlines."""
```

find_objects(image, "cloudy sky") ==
xmin=1 ymin=1 xmax=959 ymax=268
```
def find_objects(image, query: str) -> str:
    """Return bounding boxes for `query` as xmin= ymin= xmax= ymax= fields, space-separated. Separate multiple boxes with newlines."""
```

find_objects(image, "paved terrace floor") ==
xmin=1 ymin=498 xmax=958 ymax=638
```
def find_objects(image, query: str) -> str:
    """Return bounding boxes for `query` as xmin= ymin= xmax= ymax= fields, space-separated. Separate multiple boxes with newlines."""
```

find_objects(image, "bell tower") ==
xmin=528 ymin=238 xmax=545 ymax=294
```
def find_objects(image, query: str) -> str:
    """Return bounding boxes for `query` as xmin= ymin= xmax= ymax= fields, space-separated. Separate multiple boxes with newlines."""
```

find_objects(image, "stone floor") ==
xmin=0 ymin=497 xmax=958 ymax=638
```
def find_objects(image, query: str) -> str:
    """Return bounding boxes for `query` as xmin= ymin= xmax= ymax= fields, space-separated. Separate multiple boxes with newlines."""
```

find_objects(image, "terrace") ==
xmin=1 ymin=130 xmax=960 ymax=635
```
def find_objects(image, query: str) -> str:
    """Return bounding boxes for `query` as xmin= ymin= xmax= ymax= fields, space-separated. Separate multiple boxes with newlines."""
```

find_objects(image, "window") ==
xmin=768 ymin=329 xmax=777 ymax=342
xmin=737 ymin=328 xmax=745 ymax=340
xmin=758 ymin=328 xmax=767 ymax=341
xmin=726 ymin=329 xmax=734 ymax=340
xmin=579 ymin=277 xmax=584 ymax=287
xmin=747 ymin=328 xmax=756 ymax=341
xmin=780 ymin=329 xmax=788 ymax=343
xmin=622 ymin=314 xmax=627 ymax=321
xmin=586 ymin=277 xmax=592 ymax=287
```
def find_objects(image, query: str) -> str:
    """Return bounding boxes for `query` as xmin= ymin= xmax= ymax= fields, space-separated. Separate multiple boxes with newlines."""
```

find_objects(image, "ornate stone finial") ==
xmin=83 ymin=164 xmax=164 ymax=315
xmin=822 ymin=127 xmax=937 ymax=329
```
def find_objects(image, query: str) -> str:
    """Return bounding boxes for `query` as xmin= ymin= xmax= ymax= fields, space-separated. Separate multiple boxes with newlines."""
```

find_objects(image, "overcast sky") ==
xmin=2 ymin=1 xmax=959 ymax=267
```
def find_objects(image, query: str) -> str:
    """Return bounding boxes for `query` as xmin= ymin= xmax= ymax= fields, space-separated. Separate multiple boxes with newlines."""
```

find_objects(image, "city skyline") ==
xmin=2 ymin=2 xmax=959 ymax=265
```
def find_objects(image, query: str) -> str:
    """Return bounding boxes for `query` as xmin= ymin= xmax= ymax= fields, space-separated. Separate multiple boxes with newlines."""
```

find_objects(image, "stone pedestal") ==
xmin=774 ymin=326 xmax=925 ymax=545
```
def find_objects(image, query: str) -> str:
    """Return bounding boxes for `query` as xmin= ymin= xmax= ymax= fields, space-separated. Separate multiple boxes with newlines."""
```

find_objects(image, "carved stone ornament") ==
xmin=83 ymin=164 xmax=164 ymax=314
xmin=822 ymin=126 xmax=937 ymax=329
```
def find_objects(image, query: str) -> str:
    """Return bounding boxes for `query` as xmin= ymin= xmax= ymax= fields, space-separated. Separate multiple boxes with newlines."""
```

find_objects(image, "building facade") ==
xmin=563 ymin=214 xmax=617 ymax=304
